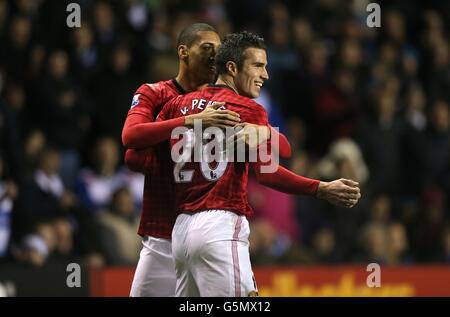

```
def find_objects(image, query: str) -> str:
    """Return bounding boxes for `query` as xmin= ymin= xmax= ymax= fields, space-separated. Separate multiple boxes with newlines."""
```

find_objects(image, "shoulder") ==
xmin=136 ymin=80 xmax=173 ymax=94
xmin=227 ymin=93 xmax=268 ymax=122
xmin=129 ymin=80 xmax=179 ymax=116
xmin=230 ymin=94 xmax=267 ymax=114
xmin=244 ymin=98 xmax=266 ymax=113
xmin=218 ymin=89 xmax=263 ymax=109
xmin=137 ymin=79 xmax=182 ymax=99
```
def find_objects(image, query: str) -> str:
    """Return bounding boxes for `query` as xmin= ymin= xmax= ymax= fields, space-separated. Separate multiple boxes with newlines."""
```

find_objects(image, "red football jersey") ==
xmin=158 ymin=85 xmax=269 ymax=218
xmin=126 ymin=79 xmax=185 ymax=238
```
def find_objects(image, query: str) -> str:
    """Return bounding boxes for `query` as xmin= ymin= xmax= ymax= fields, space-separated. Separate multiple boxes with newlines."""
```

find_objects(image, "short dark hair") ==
xmin=215 ymin=31 xmax=266 ymax=75
xmin=176 ymin=23 xmax=217 ymax=48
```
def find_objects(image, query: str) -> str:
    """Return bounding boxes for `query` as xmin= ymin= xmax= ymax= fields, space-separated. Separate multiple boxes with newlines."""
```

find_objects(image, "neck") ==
xmin=215 ymin=74 xmax=238 ymax=94
xmin=175 ymin=68 xmax=207 ymax=93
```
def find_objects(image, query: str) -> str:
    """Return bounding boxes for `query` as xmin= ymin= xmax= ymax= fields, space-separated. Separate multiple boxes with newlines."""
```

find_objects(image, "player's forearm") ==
xmin=124 ymin=148 xmax=153 ymax=173
xmin=253 ymin=164 xmax=320 ymax=197
xmin=122 ymin=114 xmax=185 ymax=149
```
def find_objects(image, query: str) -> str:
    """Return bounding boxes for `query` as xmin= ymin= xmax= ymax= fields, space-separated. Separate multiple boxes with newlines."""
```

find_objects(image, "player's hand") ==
xmin=226 ymin=123 xmax=271 ymax=149
xmin=316 ymin=178 xmax=361 ymax=208
xmin=184 ymin=102 xmax=241 ymax=128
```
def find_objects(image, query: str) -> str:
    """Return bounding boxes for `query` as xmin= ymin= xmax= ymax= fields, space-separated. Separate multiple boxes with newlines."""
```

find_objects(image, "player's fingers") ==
xmin=335 ymin=200 xmax=349 ymax=208
xmin=335 ymin=192 xmax=353 ymax=201
xmin=340 ymin=178 xmax=359 ymax=187
xmin=216 ymin=124 xmax=236 ymax=130
xmin=345 ymin=191 xmax=359 ymax=199
xmin=225 ymin=134 xmax=235 ymax=144
xmin=218 ymin=120 xmax=240 ymax=127
xmin=336 ymin=198 xmax=355 ymax=208
xmin=345 ymin=186 xmax=360 ymax=194
xmin=347 ymin=191 xmax=361 ymax=200
xmin=234 ymin=122 xmax=246 ymax=129
xmin=230 ymin=133 xmax=247 ymax=143
xmin=217 ymin=113 xmax=241 ymax=123
xmin=206 ymin=117 xmax=238 ymax=127
xmin=216 ymin=109 xmax=240 ymax=119
xmin=225 ymin=130 xmax=242 ymax=145
xmin=346 ymin=187 xmax=361 ymax=197
xmin=208 ymin=101 xmax=226 ymax=109
xmin=226 ymin=135 xmax=248 ymax=150
xmin=233 ymin=128 xmax=249 ymax=139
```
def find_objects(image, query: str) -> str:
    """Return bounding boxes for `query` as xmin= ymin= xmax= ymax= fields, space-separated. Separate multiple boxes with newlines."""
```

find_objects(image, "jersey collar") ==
xmin=207 ymin=84 xmax=237 ymax=94
xmin=171 ymin=78 xmax=187 ymax=94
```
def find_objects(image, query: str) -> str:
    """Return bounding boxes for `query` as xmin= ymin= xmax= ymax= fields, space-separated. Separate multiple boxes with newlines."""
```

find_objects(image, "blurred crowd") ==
xmin=0 ymin=0 xmax=450 ymax=268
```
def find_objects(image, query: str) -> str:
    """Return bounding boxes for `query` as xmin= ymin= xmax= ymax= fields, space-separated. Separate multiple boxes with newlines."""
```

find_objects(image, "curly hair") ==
xmin=215 ymin=31 xmax=266 ymax=75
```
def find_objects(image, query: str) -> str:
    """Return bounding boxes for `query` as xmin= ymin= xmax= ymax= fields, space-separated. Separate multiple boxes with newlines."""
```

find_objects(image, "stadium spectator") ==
xmin=40 ymin=50 xmax=90 ymax=187
xmin=97 ymin=187 xmax=140 ymax=265
xmin=387 ymin=222 xmax=414 ymax=265
xmin=0 ymin=155 xmax=18 ymax=257
xmin=423 ymin=100 xmax=450 ymax=190
xmin=76 ymin=137 xmax=143 ymax=212
xmin=442 ymin=223 xmax=450 ymax=263
xmin=310 ymin=226 xmax=340 ymax=264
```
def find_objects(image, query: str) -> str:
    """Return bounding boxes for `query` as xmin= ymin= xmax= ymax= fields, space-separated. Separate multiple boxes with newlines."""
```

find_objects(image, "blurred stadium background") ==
xmin=1 ymin=0 xmax=450 ymax=296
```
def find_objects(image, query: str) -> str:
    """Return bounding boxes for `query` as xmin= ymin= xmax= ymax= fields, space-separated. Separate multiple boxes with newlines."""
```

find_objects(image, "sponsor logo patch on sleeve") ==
xmin=130 ymin=94 xmax=141 ymax=109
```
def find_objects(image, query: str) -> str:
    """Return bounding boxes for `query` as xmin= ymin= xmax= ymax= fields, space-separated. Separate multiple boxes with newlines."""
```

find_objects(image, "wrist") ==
xmin=316 ymin=181 xmax=328 ymax=199
xmin=184 ymin=115 xmax=194 ymax=127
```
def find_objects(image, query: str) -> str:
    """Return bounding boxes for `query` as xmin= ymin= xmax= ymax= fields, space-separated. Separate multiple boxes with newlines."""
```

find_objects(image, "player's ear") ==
xmin=226 ymin=61 xmax=237 ymax=77
xmin=178 ymin=45 xmax=189 ymax=60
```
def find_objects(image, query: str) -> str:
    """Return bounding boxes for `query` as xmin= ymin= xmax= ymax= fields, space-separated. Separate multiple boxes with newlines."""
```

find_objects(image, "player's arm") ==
xmin=124 ymin=148 xmax=154 ymax=173
xmin=252 ymin=162 xmax=361 ymax=208
xmin=230 ymin=123 xmax=291 ymax=159
xmin=122 ymin=112 xmax=185 ymax=149
xmin=122 ymin=101 xmax=241 ymax=150
xmin=247 ymin=105 xmax=360 ymax=208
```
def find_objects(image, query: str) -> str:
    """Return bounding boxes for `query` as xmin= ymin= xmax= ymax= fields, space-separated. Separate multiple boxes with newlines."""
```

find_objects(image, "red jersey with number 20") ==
xmin=157 ymin=85 xmax=268 ymax=218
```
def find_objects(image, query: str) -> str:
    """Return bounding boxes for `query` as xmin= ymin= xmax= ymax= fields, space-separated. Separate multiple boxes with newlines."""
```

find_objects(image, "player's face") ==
xmin=234 ymin=48 xmax=269 ymax=99
xmin=187 ymin=31 xmax=221 ymax=84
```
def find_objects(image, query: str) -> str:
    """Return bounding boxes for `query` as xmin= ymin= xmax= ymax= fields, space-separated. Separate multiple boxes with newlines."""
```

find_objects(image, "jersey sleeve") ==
xmin=252 ymin=163 xmax=320 ymax=196
xmin=124 ymin=148 xmax=154 ymax=173
xmin=122 ymin=94 xmax=185 ymax=149
xmin=127 ymin=84 xmax=162 ymax=120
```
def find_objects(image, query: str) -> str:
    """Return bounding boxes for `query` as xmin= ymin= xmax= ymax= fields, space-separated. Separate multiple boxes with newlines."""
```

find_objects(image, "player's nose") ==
xmin=261 ymin=68 xmax=269 ymax=81
xmin=210 ymin=45 xmax=219 ymax=59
